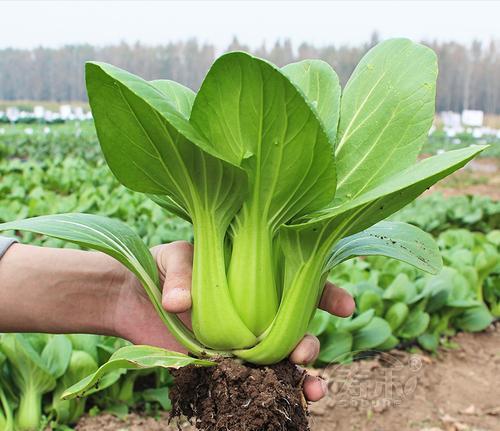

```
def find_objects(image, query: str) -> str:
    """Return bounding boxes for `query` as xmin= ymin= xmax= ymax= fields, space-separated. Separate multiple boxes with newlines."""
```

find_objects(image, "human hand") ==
xmin=111 ymin=241 xmax=355 ymax=402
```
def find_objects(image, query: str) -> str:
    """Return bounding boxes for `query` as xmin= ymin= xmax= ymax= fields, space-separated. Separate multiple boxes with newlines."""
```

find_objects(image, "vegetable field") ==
xmin=1 ymin=121 xmax=499 ymax=430
xmin=0 ymin=41 xmax=499 ymax=431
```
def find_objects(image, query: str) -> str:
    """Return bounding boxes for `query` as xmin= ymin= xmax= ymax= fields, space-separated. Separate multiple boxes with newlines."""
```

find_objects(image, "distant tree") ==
xmin=1 ymin=37 xmax=500 ymax=114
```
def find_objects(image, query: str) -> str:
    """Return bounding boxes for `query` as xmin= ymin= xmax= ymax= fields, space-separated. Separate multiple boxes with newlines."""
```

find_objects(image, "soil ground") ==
xmin=75 ymin=323 xmax=500 ymax=431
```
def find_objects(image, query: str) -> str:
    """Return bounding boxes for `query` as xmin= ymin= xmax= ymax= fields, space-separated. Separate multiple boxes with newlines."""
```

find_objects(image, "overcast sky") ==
xmin=1 ymin=1 xmax=499 ymax=50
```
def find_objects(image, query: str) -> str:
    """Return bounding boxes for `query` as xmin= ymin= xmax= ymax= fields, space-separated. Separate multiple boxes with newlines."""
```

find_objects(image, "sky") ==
xmin=1 ymin=1 xmax=499 ymax=50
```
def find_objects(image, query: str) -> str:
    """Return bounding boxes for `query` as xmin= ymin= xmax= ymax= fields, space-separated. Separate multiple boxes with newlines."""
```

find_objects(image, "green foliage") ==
xmin=392 ymin=193 xmax=500 ymax=234
xmin=0 ymin=40 xmax=494 ymax=407
xmin=310 ymin=228 xmax=499 ymax=364
xmin=0 ymin=334 xmax=60 ymax=430
xmin=0 ymin=334 xmax=183 ymax=430
xmin=62 ymin=346 xmax=214 ymax=400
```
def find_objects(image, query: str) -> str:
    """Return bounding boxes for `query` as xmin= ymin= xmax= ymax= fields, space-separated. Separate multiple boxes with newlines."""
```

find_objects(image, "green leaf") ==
xmin=1 ymin=334 xmax=56 ymax=391
xmin=337 ymin=309 xmax=375 ymax=332
xmin=397 ymin=310 xmax=430 ymax=339
xmin=383 ymin=274 xmax=417 ymax=303
xmin=62 ymin=351 xmax=99 ymax=388
xmin=86 ymin=62 xmax=246 ymax=224
xmin=148 ymin=193 xmax=191 ymax=223
xmin=385 ymin=302 xmax=410 ymax=331
xmin=191 ymin=52 xmax=336 ymax=223
xmin=149 ymin=79 xmax=195 ymax=118
xmin=335 ymin=39 xmax=437 ymax=204
xmin=62 ymin=345 xmax=214 ymax=400
xmin=318 ymin=331 xmax=353 ymax=363
xmin=454 ymin=305 xmax=493 ymax=332
xmin=376 ymin=335 xmax=399 ymax=351
xmin=486 ymin=230 xmax=500 ymax=246
xmin=41 ymin=335 xmax=72 ymax=379
xmin=50 ymin=350 xmax=99 ymax=425
xmin=141 ymin=387 xmax=172 ymax=411
xmin=358 ymin=291 xmax=384 ymax=316
xmin=418 ymin=332 xmax=439 ymax=352
xmin=67 ymin=335 xmax=100 ymax=363
xmin=105 ymin=404 xmax=129 ymax=419
xmin=0 ymin=213 xmax=157 ymax=280
xmin=281 ymin=59 xmax=341 ymax=143
xmin=0 ymin=213 xmax=204 ymax=356
xmin=307 ymin=309 xmax=331 ymax=336
xmin=144 ymin=79 xmax=196 ymax=221
xmin=303 ymin=146 xmax=486 ymax=233
xmin=425 ymin=287 xmax=450 ymax=313
xmin=327 ymin=221 xmax=442 ymax=274
xmin=352 ymin=317 xmax=392 ymax=351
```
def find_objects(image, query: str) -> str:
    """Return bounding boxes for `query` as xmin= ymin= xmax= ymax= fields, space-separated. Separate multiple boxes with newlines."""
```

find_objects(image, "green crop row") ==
xmin=0 ymin=122 xmax=499 ymax=429
xmin=2 ymin=123 xmax=500 ymax=164
xmin=1 ymin=155 xmax=499 ymax=248
xmin=0 ymin=123 xmax=99 ymax=163
xmin=0 ymin=158 xmax=192 ymax=247
xmin=391 ymin=193 xmax=500 ymax=234
xmin=0 ymin=334 xmax=172 ymax=431
xmin=309 ymin=228 xmax=499 ymax=365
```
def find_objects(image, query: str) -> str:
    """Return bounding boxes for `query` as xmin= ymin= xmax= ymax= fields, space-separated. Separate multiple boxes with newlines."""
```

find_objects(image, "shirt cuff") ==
xmin=0 ymin=237 xmax=18 ymax=259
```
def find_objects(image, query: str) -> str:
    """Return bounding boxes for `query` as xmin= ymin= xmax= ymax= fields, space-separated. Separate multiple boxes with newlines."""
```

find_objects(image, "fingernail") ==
xmin=320 ymin=378 xmax=328 ymax=395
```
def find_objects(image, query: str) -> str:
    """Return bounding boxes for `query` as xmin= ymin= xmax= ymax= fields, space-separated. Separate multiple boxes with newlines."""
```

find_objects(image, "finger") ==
xmin=161 ymin=241 xmax=193 ymax=313
xmin=289 ymin=334 xmax=320 ymax=365
xmin=319 ymin=282 xmax=355 ymax=317
xmin=303 ymin=375 xmax=328 ymax=402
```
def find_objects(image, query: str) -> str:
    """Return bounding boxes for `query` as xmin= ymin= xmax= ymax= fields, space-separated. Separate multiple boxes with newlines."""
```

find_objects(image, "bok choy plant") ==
xmin=0 ymin=39 xmax=487 ymax=398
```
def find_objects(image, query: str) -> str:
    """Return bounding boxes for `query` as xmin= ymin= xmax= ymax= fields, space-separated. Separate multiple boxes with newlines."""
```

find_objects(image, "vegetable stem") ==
xmin=191 ymin=212 xmax=257 ymax=350
xmin=228 ymin=214 xmax=279 ymax=336
xmin=0 ymin=386 xmax=14 ymax=431
xmin=235 ymin=258 xmax=325 ymax=364
xmin=16 ymin=385 xmax=41 ymax=431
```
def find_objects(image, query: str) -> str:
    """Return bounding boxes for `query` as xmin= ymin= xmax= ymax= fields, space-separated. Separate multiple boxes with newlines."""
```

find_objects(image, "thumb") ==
xmin=159 ymin=241 xmax=193 ymax=314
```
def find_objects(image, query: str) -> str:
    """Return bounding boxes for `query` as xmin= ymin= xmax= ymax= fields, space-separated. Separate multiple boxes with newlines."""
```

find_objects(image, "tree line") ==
xmin=1 ymin=35 xmax=499 ymax=114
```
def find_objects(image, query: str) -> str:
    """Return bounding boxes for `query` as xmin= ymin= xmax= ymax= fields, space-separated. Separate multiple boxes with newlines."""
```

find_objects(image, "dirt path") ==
xmin=310 ymin=323 xmax=500 ymax=431
xmin=76 ymin=324 xmax=500 ymax=431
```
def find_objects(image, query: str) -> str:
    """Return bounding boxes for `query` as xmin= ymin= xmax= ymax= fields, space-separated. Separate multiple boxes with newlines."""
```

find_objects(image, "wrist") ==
xmin=65 ymin=250 xmax=129 ymax=337
xmin=0 ymin=244 xmax=127 ymax=335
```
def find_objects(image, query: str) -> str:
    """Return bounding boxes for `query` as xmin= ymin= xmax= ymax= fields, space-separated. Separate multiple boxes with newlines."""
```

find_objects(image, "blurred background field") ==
xmin=0 ymin=97 xmax=499 ymax=431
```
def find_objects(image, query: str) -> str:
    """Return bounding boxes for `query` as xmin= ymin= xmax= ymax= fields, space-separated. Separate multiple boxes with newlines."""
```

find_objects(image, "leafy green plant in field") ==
xmin=0 ymin=333 xmax=176 ymax=430
xmin=0 ymin=158 xmax=193 ymax=246
xmin=0 ymin=334 xmax=71 ymax=430
xmin=0 ymin=39 xmax=487 ymax=399
xmin=392 ymin=193 xmax=500 ymax=234
xmin=314 ymin=228 xmax=499 ymax=361
xmin=0 ymin=123 xmax=99 ymax=163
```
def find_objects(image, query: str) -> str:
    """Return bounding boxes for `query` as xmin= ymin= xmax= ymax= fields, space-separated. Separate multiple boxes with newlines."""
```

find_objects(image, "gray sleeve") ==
xmin=0 ymin=236 xmax=18 ymax=259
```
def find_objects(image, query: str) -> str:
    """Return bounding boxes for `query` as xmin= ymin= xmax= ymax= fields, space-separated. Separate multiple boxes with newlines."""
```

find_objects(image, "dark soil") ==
xmin=169 ymin=358 xmax=309 ymax=431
